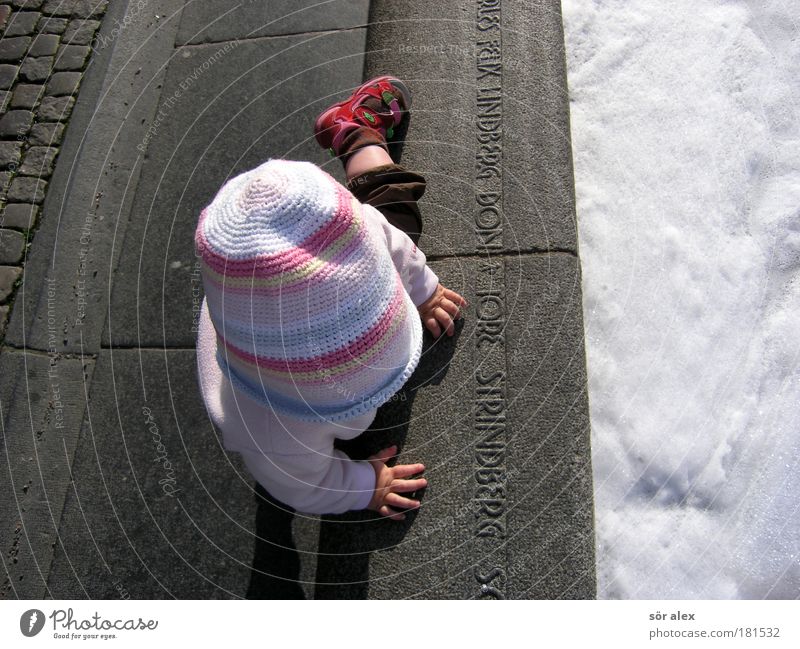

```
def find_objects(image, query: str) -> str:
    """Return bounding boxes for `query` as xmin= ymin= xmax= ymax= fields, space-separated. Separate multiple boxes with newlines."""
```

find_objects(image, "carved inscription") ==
xmin=473 ymin=0 xmax=506 ymax=599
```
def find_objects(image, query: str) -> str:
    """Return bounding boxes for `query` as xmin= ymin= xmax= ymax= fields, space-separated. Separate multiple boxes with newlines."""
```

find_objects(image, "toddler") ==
xmin=195 ymin=76 xmax=466 ymax=520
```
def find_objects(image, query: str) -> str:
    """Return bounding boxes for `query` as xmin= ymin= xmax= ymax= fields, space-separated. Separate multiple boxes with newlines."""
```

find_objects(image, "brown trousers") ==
xmin=346 ymin=164 xmax=427 ymax=245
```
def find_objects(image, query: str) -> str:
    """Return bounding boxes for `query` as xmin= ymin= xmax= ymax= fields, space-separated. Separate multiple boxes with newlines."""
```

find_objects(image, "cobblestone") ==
xmin=10 ymin=83 xmax=44 ymax=109
xmin=0 ymin=304 xmax=9 ymax=336
xmin=10 ymin=2 xmax=46 ymax=9
xmin=37 ymin=94 xmax=74 ymax=120
xmin=18 ymin=145 xmax=57 ymax=176
xmin=62 ymin=18 xmax=100 ymax=45
xmin=39 ymin=16 xmax=68 ymax=34
xmin=43 ymin=1 xmax=107 ymax=19
xmin=0 ymin=36 xmax=32 ymax=62
xmin=19 ymin=56 xmax=53 ymax=82
xmin=28 ymin=120 xmax=64 ymax=145
xmin=1 ymin=0 xmax=108 ymax=341
xmin=54 ymin=44 xmax=89 ymax=71
xmin=0 ymin=141 xmax=23 ymax=170
xmin=29 ymin=33 xmax=60 ymax=57
xmin=0 ymin=64 xmax=19 ymax=90
xmin=46 ymin=70 xmax=81 ymax=96
xmin=0 ymin=265 xmax=23 ymax=301
xmin=0 ymin=203 xmax=39 ymax=230
xmin=0 ymin=109 xmax=33 ymax=137
xmin=0 ymin=6 xmax=11 ymax=32
xmin=7 ymin=175 xmax=47 ymax=203
xmin=0 ymin=228 xmax=26 ymax=263
xmin=4 ymin=10 xmax=41 ymax=36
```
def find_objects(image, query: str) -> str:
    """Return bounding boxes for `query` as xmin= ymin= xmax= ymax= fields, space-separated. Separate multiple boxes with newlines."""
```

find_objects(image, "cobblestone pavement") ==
xmin=0 ymin=0 xmax=108 ymax=337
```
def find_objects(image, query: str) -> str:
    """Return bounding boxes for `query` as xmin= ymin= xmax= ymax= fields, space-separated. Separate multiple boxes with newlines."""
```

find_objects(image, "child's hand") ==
xmin=367 ymin=445 xmax=427 ymax=521
xmin=417 ymin=283 xmax=468 ymax=337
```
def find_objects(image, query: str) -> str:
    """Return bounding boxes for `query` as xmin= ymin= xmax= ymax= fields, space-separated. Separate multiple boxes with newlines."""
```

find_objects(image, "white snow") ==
xmin=561 ymin=0 xmax=800 ymax=598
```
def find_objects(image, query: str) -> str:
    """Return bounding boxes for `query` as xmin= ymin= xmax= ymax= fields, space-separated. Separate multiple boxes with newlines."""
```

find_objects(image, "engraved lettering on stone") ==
xmin=475 ymin=566 xmax=506 ymax=599
xmin=474 ymin=0 xmax=507 ymax=596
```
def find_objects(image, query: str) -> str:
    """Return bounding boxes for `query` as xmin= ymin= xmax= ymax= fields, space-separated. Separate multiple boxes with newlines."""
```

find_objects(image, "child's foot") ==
xmin=314 ymin=75 xmax=412 ymax=158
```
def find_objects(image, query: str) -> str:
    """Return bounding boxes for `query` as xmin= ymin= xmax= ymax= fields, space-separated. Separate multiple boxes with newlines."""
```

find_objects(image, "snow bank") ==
xmin=562 ymin=0 xmax=800 ymax=598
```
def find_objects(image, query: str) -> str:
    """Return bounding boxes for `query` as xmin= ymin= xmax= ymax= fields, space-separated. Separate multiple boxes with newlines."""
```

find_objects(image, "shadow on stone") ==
xmin=314 ymin=324 xmax=463 ymax=599
xmin=246 ymin=483 xmax=305 ymax=600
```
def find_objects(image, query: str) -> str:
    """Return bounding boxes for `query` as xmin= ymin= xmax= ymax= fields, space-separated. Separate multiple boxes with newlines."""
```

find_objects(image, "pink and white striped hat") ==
xmin=194 ymin=159 xmax=422 ymax=422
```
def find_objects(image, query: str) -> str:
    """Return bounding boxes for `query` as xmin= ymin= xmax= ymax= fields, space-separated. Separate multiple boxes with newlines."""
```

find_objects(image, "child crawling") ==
xmin=195 ymin=76 xmax=467 ymax=520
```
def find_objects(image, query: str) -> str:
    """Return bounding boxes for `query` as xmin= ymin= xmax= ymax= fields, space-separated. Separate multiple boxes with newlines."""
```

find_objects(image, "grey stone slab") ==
xmin=19 ymin=55 xmax=53 ymax=82
xmin=176 ymin=0 xmax=369 ymax=45
xmin=10 ymin=82 xmax=45 ymax=109
xmin=36 ymin=94 xmax=73 ymax=119
xmin=46 ymin=349 xmax=261 ymax=598
xmin=0 ymin=63 xmax=19 ymax=89
xmin=1 ymin=202 xmax=40 ymax=229
xmin=0 ymin=228 xmax=26 ymax=263
xmin=4 ymin=10 xmax=40 ymax=36
xmin=11 ymin=1 xmax=45 ymax=9
xmin=105 ymin=28 xmax=367 ymax=348
xmin=0 ymin=304 xmax=8 ymax=336
xmin=29 ymin=32 xmax=60 ymax=57
xmin=42 ymin=0 xmax=107 ymax=19
xmin=39 ymin=16 xmax=68 ymax=34
xmin=360 ymin=0 xmax=578 ymax=257
xmin=0 ymin=108 xmax=33 ymax=137
xmin=54 ymin=43 xmax=89 ymax=70
xmin=0 ymin=5 xmax=11 ymax=32
xmin=0 ymin=89 xmax=9 ymax=111
xmin=28 ymin=120 xmax=64 ymax=145
xmin=0 ymin=141 xmax=23 ymax=169
xmin=7 ymin=175 xmax=46 ymax=203
xmin=4 ymin=0 xmax=190 ymax=355
xmin=0 ymin=264 xmax=22 ymax=300
xmin=45 ymin=70 xmax=81 ymax=95
xmin=18 ymin=145 xmax=58 ymax=176
xmin=0 ymin=171 xmax=11 ymax=196
xmin=310 ymin=255 xmax=595 ymax=599
xmin=62 ymin=18 xmax=100 ymax=45
xmin=0 ymin=35 xmax=32 ymax=61
xmin=0 ymin=350 xmax=94 ymax=598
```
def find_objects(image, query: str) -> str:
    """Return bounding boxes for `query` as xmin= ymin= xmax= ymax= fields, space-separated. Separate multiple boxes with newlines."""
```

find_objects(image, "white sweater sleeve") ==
xmin=239 ymin=446 xmax=375 ymax=514
xmin=362 ymin=204 xmax=440 ymax=306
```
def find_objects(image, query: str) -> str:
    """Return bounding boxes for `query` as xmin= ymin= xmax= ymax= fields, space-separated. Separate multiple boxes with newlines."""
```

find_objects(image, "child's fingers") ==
xmin=392 ymin=477 xmax=428 ymax=493
xmin=425 ymin=316 xmax=441 ymax=337
xmin=385 ymin=492 xmax=421 ymax=510
xmin=435 ymin=307 xmax=455 ymax=335
xmin=439 ymin=297 xmax=462 ymax=319
xmin=392 ymin=462 xmax=425 ymax=478
xmin=379 ymin=505 xmax=406 ymax=521
xmin=443 ymin=288 xmax=467 ymax=306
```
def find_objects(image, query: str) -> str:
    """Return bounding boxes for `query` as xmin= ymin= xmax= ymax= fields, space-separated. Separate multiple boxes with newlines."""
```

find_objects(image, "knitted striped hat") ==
xmin=194 ymin=159 xmax=422 ymax=423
